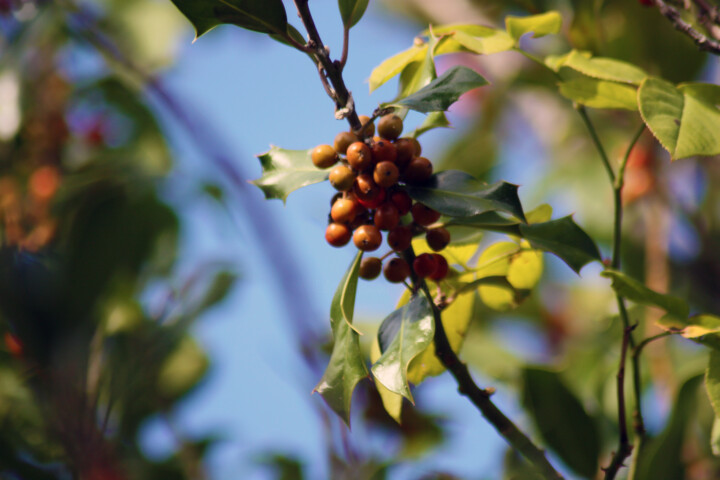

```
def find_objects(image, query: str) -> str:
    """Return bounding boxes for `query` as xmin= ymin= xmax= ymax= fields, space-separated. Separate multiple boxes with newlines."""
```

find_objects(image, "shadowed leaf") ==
xmin=519 ymin=216 xmax=600 ymax=274
xmin=602 ymin=270 xmax=689 ymax=318
xmin=338 ymin=0 xmax=369 ymax=28
xmin=170 ymin=0 xmax=287 ymax=39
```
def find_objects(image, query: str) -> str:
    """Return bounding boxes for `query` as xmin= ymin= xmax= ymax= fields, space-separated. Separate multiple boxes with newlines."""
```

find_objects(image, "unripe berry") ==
xmin=359 ymin=257 xmax=382 ymax=280
xmin=371 ymin=139 xmax=397 ymax=164
xmin=331 ymin=197 xmax=358 ymax=223
xmin=374 ymin=161 xmax=399 ymax=188
xmin=334 ymin=131 xmax=359 ymax=154
xmin=353 ymin=224 xmax=382 ymax=251
xmin=429 ymin=254 xmax=449 ymax=280
xmin=403 ymin=157 xmax=433 ymax=184
xmin=346 ymin=142 xmax=374 ymax=171
xmin=374 ymin=203 xmax=400 ymax=231
xmin=426 ymin=227 xmax=451 ymax=251
xmin=411 ymin=203 xmax=441 ymax=226
xmin=378 ymin=114 xmax=403 ymax=141
xmin=387 ymin=225 xmax=412 ymax=251
xmin=390 ymin=190 xmax=412 ymax=215
xmin=326 ymin=222 xmax=351 ymax=247
xmin=395 ymin=138 xmax=418 ymax=169
xmin=329 ymin=165 xmax=356 ymax=191
xmin=413 ymin=253 xmax=438 ymax=279
xmin=312 ymin=144 xmax=338 ymax=169
xmin=357 ymin=115 xmax=375 ymax=138
xmin=384 ymin=257 xmax=410 ymax=283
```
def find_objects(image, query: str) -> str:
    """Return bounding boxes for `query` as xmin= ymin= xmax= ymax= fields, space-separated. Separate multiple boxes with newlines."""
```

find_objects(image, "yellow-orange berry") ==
xmin=357 ymin=115 xmax=375 ymax=138
xmin=373 ymin=161 xmax=399 ymax=188
xmin=353 ymin=225 xmax=382 ymax=251
xmin=378 ymin=114 xmax=403 ymax=141
xmin=326 ymin=223 xmax=351 ymax=247
xmin=334 ymin=131 xmax=359 ymax=154
xmin=329 ymin=165 xmax=356 ymax=191
xmin=346 ymin=142 xmax=374 ymax=171
xmin=312 ymin=144 xmax=338 ymax=169
xmin=331 ymin=197 xmax=358 ymax=223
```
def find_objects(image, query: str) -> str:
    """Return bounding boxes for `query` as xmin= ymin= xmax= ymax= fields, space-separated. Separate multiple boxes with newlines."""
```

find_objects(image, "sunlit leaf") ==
xmin=601 ymin=270 xmax=689 ymax=318
xmin=505 ymin=11 xmax=562 ymax=41
xmin=369 ymin=45 xmax=427 ymax=93
xmin=170 ymin=0 xmax=288 ymax=39
xmin=507 ymin=248 xmax=543 ymax=290
xmin=396 ymin=35 xmax=439 ymax=101
xmin=475 ymin=242 xmax=519 ymax=311
xmin=314 ymin=251 xmax=368 ymax=425
xmin=522 ymin=367 xmax=600 ymax=478
xmin=560 ymin=50 xmax=648 ymax=85
xmin=338 ymin=0 xmax=369 ymax=28
xmin=425 ymin=25 xmax=514 ymax=55
xmin=525 ymin=204 xmax=553 ymax=224
xmin=519 ymin=216 xmax=600 ymax=274
xmin=158 ymin=336 xmax=209 ymax=398
xmin=370 ymin=336 xmax=403 ymax=423
xmin=251 ymin=146 xmax=328 ymax=203
xmin=712 ymin=416 xmax=720 ymax=456
xmin=658 ymin=314 xmax=720 ymax=350
xmin=411 ymin=111 xmax=451 ymax=137
xmin=559 ymin=78 xmax=638 ymax=110
xmin=635 ymin=375 xmax=703 ymax=480
xmin=638 ymin=77 xmax=720 ymax=159
xmin=392 ymin=66 xmax=489 ymax=113
xmin=406 ymin=170 xmax=525 ymax=221
xmin=372 ymin=294 xmax=435 ymax=403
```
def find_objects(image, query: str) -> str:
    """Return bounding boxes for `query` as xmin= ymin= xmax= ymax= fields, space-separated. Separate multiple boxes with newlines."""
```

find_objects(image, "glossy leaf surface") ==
xmin=406 ymin=170 xmax=525 ymax=221
xmin=372 ymin=294 xmax=435 ymax=403
xmin=251 ymin=146 xmax=328 ymax=203
xmin=313 ymin=251 xmax=368 ymax=425
xmin=170 ymin=0 xmax=287 ymax=39
xmin=338 ymin=0 xmax=369 ymax=28
xmin=559 ymin=50 xmax=647 ymax=85
xmin=393 ymin=66 xmax=488 ymax=113
xmin=519 ymin=216 xmax=601 ymax=274
xmin=522 ymin=367 xmax=600 ymax=478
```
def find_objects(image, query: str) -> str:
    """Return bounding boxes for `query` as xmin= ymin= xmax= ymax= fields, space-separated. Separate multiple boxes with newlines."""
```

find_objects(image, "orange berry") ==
xmin=326 ymin=222 xmax=351 ymax=247
xmin=331 ymin=197 xmax=358 ymax=223
xmin=378 ymin=114 xmax=403 ymax=141
xmin=359 ymin=257 xmax=382 ymax=280
xmin=353 ymin=225 xmax=382 ymax=251
xmin=311 ymin=144 xmax=338 ymax=169
xmin=334 ymin=131 xmax=359 ymax=154
xmin=373 ymin=161 xmax=399 ymax=188
xmin=346 ymin=142 xmax=374 ymax=171
xmin=329 ymin=165 xmax=356 ymax=191
xmin=357 ymin=115 xmax=375 ymax=138
xmin=371 ymin=139 xmax=397 ymax=164
xmin=384 ymin=257 xmax=410 ymax=283
xmin=29 ymin=165 xmax=61 ymax=201
xmin=411 ymin=203 xmax=441 ymax=226
xmin=3 ymin=332 xmax=23 ymax=357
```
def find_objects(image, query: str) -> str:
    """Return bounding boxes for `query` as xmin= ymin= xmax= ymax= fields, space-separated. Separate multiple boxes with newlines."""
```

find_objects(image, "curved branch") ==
xmin=654 ymin=0 xmax=720 ymax=55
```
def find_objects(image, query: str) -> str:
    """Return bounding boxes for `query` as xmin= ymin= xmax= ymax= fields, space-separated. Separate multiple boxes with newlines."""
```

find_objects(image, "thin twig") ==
xmin=602 ymin=325 xmax=636 ymax=479
xmin=654 ymin=0 xmax=720 ymax=54
xmin=340 ymin=25 xmax=350 ymax=70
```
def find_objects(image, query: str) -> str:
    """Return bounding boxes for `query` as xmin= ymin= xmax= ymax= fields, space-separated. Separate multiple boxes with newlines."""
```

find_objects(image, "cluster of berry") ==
xmin=313 ymin=114 xmax=451 ymax=284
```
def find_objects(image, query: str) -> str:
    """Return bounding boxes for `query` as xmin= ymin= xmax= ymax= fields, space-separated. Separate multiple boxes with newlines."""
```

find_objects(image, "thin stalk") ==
xmin=576 ymin=106 xmax=616 ymax=184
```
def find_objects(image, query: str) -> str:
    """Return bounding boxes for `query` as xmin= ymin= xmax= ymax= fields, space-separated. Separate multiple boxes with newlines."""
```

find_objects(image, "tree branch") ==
xmin=654 ymin=0 xmax=720 ymax=55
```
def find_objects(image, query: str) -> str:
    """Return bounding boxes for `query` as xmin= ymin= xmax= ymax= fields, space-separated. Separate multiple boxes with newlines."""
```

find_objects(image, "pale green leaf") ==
xmin=505 ymin=11 xmax=562 ymax=41
xmin=525 ymin=204 xmax=553 ymax=224
xmin=411 ymin=111 xmax=451 ymax=137
xmin=559 ymin=78 xmax=638 ymax=111
xmin=372 ymin=294 xmax=435 ymax=403
xmin=251 ymin=146 xmax=328 ymax=203
xmin=158 ymin=336 xmax=209 ymax=398
xmin=370 ymin=336 xmax=403 ymax=423
xmin=639 ymin=77 xmax=720 ymax=159
xmin=443 ymin=28 xmax=515 ymax=55
xmin=396 ymin=35 xmax=439 ymax=101
xmin=369 ymin=45 xmax=427 ymax=93
xmin=507 ymin=248 xmax=543 ymax=290
xmin=338 ymin=0 xmax=369 ymax=28
xmin=560 ymin=50 xmax=647 ymax=85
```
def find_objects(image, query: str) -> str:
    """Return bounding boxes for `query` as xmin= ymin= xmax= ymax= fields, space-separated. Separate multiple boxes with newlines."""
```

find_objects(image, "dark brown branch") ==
xmin=293 ymin=0 xmax=361 ymax=130
xmin=340 ymin=25 xmax=350 ymax=70
xmin=654 ymin=0 xmax=720 ymax=54
xmin=603 ymin=324 xmax=636 ymax=480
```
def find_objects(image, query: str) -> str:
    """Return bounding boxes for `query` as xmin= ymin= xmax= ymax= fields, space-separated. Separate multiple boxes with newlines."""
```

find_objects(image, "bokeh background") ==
xmin=1 ymin=0 xmax=719 ymax=479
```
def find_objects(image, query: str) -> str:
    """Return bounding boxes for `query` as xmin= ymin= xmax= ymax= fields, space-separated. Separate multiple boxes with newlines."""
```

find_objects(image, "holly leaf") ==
xmin=427 ymin=25 xmax=515 ymax=55
xmin=338 ymin=0 xmax=369 ymax=28
xmin=505 ymin=11 xmax=562 ymax=42
xmin=313 ymin=251 xmax=368 ymax=426
xmin=369 ymin=45 xmax=427 ymax=93
xmin=391 ymin=66 xmax=488 ymax=113
xmin=396 ymin=33 xmax=439 ymax=101
xmin=559 ymin=50 xmax=647 ymax=85
xmin=656 ymin=313 xmax=720 ymax=350
xmin=251 ymin=146 xmax=328 ymax=203
xmin=601 ymin=270 xmax=689 ymax=318
xmin=411 ymin=111 xmax=451 ymax=138
xmin=372 ymin=294 xmax=435 ymax=403
xmin=559 ymin=78 xmax=638 ymax=111
xmin=519 ymin=216 xmax=601 ymax=274
xmin=170 ymin=0 xmax=288 ymax=39
xmin=406 ymin=170 xmax=525 ymax=221
xmin=522 ymin=367 xmax=600 ymax=478
xmin=638 ymin=77 xmax=720 ymax=159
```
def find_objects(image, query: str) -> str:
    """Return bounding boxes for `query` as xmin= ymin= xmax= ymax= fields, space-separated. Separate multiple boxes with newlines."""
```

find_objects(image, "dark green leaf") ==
xmin=406 ymin=170 xmax=525 ymax=221
xmin=446 ymin=211 xmax=522 ymax=236
xmin=338 ymin=0 xmax=369 ymax=28
xmin=392 ymin=66 xmax=488 ymax=113
xmin=251 ymin=146 xmax=329 ymax=203
xmin=522 ymin=367 xmax=600 ymax=478
xmin=519 ymin=216 xmax=601 ymax=274
xmin=635 ymin=375 xmax=703 ymax=480
xmin=313 ymin=251 xmax=368 ymax=425
xmin=170 ymin=0 xmax=288 ymax=39
xmin=372 ymin=294 xmax=435 ymax=403
xmin=601 ymin=270 xmax=689 ymax=318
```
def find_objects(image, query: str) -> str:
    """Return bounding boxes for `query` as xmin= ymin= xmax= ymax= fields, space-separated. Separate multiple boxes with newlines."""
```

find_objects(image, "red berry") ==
xmin=426 ymin=227 xmax=451 ymax=252
xmin=403 ymin=157 xmax=433 ymax=184
xmin=384 ymin=257 xmax=410 ymax=283
xmin=374 ymin=203 xmax=400 ymax=231
xmin=326 ymin=223 xmax=351 ymax=247
xmin=387 ymin=225 xmax=412 ymax=251
xmin=390 ymin=190 xmax=412 ymax=215
xmin=429 ymin=254 xmax=449 ymax=280
xmin=371 ymin=139 xmax=397 ymax=164
xmin=411 ymin=203 xmax=441 ymax=226
xmin=3 ymin=332 xmax=23 ymax=357
xmin=395 ymin=138 xmax=418 ymax=169
xmin=413 ymin=253 xmax=438 ymax=279
xmin=355 ymin=186 xmax=386 ymax=209
xmin=353 ymin=225 xmax=383 ymax=251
